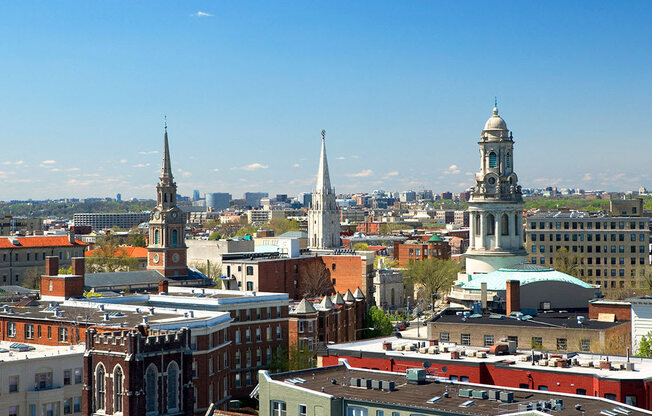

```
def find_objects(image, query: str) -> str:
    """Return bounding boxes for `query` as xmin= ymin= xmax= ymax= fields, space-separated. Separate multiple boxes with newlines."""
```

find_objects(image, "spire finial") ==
xmin=321 ymin=129 xmax=326 ymax=141
xmin=494 ymin=96 xmax=497 ymax=108
xmin=164 ymin=115 xmax=168 ymax=132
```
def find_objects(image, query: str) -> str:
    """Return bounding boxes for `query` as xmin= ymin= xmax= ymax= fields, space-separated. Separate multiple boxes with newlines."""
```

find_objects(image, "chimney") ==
xmin=45 ymin=256 xmax=59 ymax=276
xmin=506 ymin=280 xmax=520 ymax=315
xmin=72 ymin=257 xmax=85 ymax=277
xmin=158 ymin=280 xmax=169 ymax=294
xmin=480 ymin=282 xmax=488 ymax=311
xmin=68 ymin=230 xmax=76 ymax=245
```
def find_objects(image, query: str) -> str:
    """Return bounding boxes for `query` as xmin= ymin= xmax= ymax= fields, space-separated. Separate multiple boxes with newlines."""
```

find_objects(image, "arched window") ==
xmin=489 ymin=152 xmax=497 ymax=168
xmin=114 ymin=366 xmax=124 ymax=413
xmin=164 ymin=193 xmax=168 ymax=203
xmin=154 ymin=229 xmax=160 ymax=245
xmin=514 ymin=214 xmax=520 ymax=235
xmin=172 ymin=230 xmax=178 ymax=246
xmin=475 ymin=214 xmax=481 ymax=235
xmin=145 ymin=364 xmax=158 ymax=414
xmin=95 ymin=364 xmax=106 ymax=411
xmin=487 ymin=214 xmax=495 ymax=235
xmin=167 ymin=362 xmax=179 ymax=412
xmin=506 ymin=152 xmax=511 ymax=168
xmin=390 ymin=288 xmax=395 ymax=306
xmin=501 ymin=214 xmax=509 ymax=236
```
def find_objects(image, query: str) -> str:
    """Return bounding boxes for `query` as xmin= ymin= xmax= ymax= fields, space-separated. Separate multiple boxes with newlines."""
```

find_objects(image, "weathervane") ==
xmin=494 ymin=96 xmax=497 ymax=108
xmin=164 ymin=115 xmax=168 ymax=132
xmin=321 ymin=129 xmax=326 ymax=140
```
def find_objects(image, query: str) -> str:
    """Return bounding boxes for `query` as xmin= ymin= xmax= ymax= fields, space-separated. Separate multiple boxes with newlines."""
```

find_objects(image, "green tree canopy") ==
xmin=553 ymin=247 xmax=581 ymax=278
xmin=352 ymin=242 xmax=370 ymax=251
xmin=404 ymin=258 xmax=460 ymax=304
xmin=268 ymin=218 xmax=301 ymax=235
xmin=365 ymin=306 xmax=394 ymax=338
xmin=637 ymin=332 xmax=652 ymax=357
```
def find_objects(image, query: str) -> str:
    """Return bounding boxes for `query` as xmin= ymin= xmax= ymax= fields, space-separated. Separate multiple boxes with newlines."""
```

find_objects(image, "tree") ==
xmin=404 ymin=258 xmax=460 ymax=305
xmin=553 ymin=247 xmax=581 ymax=278
xmin=637 ymin=332 xmax=652 ymax=357
xmin=364 ymin=306 xmax=393 ymax=338
xmin=268 ymin=345 xmax=315 ymax=373
xmin=378 ymin=223 xmax=409 ymax=235
xmin=21 ymin=266 xmax=45 ymax=290
xmin=299 ymin=258 xmax=334 ymax=298
xmin=375 ymin=256 xmax=398 ymax=269
xmin=86 ymin=231 xmax=139 ymax=273
xmin=268 ymin=218 xmax=301 ymax=235
xmin=125 ymin=228 xmax=147 ymax=247
xmin=189 ymin=260 xmax=223 ymax=288
xmin=208 ymin=231 xmax=222 ymax=240
xmin=235 ymin=224 xmax=258 ymax=237
xmin=352 ymin=243 xmax=369 ymax=251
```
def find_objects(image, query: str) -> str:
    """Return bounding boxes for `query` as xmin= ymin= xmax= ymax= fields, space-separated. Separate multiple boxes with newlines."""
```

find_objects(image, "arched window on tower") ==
xmin=154 ymin=230 xmax=160 ymax=245
xmin=114 ymin=366 xmax=123 ymax=413
xmin=501 ymin=213 xmax=509 ymax=236
xmin=475 ymin=214 xmax=481 ymax=235
xmin=167 ymin=362 xmax=179 ymax=412
xmin=489 ymin=152 xmax=497 ymax=168
xmin=145 ymin=364 xmax=158 ymax=414
xmin=487 ymin=214 xmax=495 ymax=235
xmin=514 ymin=214 xmax=520 ymax=235
xmin=95 ymin=364 xmax=106 ymax=412
xmin=172 ymin=230 xmax=178 ymax=246
xmin=164 ymin=193 xmax=168 ymax=203
xmin=506 ymin=152 xmax=511 ymax=168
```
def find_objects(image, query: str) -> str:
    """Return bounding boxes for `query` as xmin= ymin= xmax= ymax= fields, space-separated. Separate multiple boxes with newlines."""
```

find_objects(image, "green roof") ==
xmin=428 ymin=234 xmax=443 ymax=242
xmin=459 ymin=264 xmax=594 ymax=291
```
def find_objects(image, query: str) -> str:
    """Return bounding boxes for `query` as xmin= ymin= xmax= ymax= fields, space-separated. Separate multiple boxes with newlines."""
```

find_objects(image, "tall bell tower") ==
xmin=147 ymin=120 xmax=188 ymax=277
xmin=465 ymin=103 xmax=527 ymax=275
xmin=308 ymin=130 xmax=340 ymax=249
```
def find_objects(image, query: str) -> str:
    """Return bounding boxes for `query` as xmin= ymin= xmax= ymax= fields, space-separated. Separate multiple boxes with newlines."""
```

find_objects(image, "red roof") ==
xmin=0 ymin=236 xmax=87 ymax=249
xmin=86 ymin=246 xmax=148 ymax=258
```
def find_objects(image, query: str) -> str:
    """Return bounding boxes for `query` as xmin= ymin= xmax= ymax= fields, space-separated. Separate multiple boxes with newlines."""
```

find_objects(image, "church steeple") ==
xmin=308 ymin=129 xmax=340 ymax=250
xmin=147 ymin=120 xmax=188 ymax=278
xmin=316 ymin=129 xmax=333 ymax=194
xmin=161 ymin=116 xmax=173 ymax=182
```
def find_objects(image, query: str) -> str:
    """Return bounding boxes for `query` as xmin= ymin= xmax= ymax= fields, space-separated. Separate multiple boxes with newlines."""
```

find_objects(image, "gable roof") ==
xmin=86 ymin=246 xmax=148 ymax=258
xmin=0 ymin=236 xmax=87 ymax=248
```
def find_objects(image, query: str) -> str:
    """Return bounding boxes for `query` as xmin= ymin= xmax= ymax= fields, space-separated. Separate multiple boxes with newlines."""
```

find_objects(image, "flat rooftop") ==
xmin=433 ymin=311 xmax=624 ymax=330
xmin=0 ymin=340 xmax=85 ymax=363
xmin=268 ymin=364 xmax=650 ymax=416
xmin=324 ymin=337 xmax=652 ymax=381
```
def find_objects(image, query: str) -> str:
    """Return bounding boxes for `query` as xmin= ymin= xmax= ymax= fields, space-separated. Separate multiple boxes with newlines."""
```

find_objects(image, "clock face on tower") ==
xmin=154 ymin=211 xmax=160 ymax=220
xmin=172 ymin=253 xmax=180 ymax=263
xmin=172 ymin=211 xmax=178 ymax=219
xmin=152 ymin=253 xmax=160 ymax=264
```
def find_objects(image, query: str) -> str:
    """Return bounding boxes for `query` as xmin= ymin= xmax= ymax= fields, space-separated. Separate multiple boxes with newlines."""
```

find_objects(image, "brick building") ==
xmin=0 ymin=234 xmax=87 ymax=285
xmin=393 ymin=234 xmax=451 ymax=267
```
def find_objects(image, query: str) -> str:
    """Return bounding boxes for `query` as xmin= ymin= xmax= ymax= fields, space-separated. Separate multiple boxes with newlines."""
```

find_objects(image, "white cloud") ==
xmin=192 ymin=11 xmax=213 ymax=17
xmin=181 ymin=171 xmax=192 ymax=178
xmin=120 ymin=158 xmax=128 ymax=164
xmin=350 ymin=155 xmax=360 ymax=159
xmin=292 ymin=163 xmax=300 ymax=168
xmin=133 ymin=163 xmax=151 ymax=168
xmin=336 ymin=156 xmax=346 ymax=160
xmin=384 ymin=171 xmax=399 ymax=177
xmin=582 ymin=173 xmax=593 ymax=181
xmin=138 ymin=150 xmax=159 ymax=155
xmin=445 ymin=164 xmax=461 ymax=175
xmin=233 ymin=163 xmax=269 ymax=171
xmin=212 ymin=168 xmax=220 ymax=172
xmin=41 ymin=160 xmax=56 ymax=165
xmin=349 ymin=169 xmax=374 ymax=178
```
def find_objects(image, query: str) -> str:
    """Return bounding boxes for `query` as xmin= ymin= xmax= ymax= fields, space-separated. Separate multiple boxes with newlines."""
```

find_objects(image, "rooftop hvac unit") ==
xmin=499 ymin=391 xmax=514 ymax=403
xmin=406 ymin=368 xmax=426 ymax=384
xmin=458 ymin=389 xmax=473 ymax=398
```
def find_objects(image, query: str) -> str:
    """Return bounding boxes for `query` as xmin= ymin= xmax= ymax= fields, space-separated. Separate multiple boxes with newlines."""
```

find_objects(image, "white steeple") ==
xmin=308 ymin=130 xmax=340 ymax=250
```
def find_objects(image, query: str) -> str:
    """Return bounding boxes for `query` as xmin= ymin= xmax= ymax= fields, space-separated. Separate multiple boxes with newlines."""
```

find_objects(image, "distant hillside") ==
xmin=0 ymin=200 xmax=156 ymax=219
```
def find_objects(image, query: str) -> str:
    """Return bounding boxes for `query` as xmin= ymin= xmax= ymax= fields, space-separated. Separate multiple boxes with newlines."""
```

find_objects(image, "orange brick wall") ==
xmin=41 ymin=275 xmax=84 ymax=298
xmin=320 ymin=255 xmax=364 ymax=295
xmin=0 ymin=317 xmax=88 ymax=345
xmin=589 ymin=302 xmax=631 ymax=321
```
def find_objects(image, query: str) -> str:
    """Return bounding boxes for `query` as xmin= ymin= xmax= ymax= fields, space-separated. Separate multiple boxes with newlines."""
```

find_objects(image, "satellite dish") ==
xmin=423 ymin=361 xmax=431 ymax=369
xmin=441 ymin=366 xmax=448 ymax=374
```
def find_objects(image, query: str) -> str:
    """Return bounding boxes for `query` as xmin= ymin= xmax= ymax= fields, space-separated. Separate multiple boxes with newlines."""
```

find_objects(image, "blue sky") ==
xmin=0 ymin=1 xmax=650 ymax=200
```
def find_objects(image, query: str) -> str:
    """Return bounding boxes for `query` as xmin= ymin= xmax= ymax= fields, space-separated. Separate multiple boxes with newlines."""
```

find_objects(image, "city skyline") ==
xmin=0 ymin=2 xmax=650 ymax=200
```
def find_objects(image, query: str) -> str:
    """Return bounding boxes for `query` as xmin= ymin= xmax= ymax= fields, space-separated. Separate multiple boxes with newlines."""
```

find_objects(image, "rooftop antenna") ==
xmin=321 ymin=129 xmax=326 ymax=141
xmin=164 ymin=115 xmax=168 ymax=132
xmin=494 ymin=97 xmax=497 ymax=108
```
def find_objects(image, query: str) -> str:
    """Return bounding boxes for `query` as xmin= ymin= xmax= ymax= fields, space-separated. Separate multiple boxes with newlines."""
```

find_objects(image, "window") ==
xmin=114 ymin=366 xmax=124 ymax=413
xmin=235 ymin=330 xmax=241 ymax=344
xmin=440 ymin=332 xmax=449 ymax=342
xmin=486 ymin=214 xmax=495 ymax=235
xmin=9 ymin=375 xmax=19 ymax=392
xmin=297 ymin=406 xmax=308 ymax=416
xmin=9 ymin=407 xmax=18 ymax=416
xmin=246 ymin=350 xmax=252 ymax=367
xmin=235 ymin=351 xmax=241 ymax=368
xmin=556 ymin=338 xmax=567 ymax=351
xmin=531 ymin=337 xmax=543 ymax=349
xmin=246 ymin=372 xmax=252 ymax=386
xmin=604 ymin=393 xmax=617 ymax=401
xmin=277 ymin=325 xmax=282 ymax=340
xmin=64 ymin=398 xmax=72 ymax=415
xmin=246 ymin=266 xmax=254 ymax=275
xmin=489 ymin=152 xmax=497 ymax=168
xmin=256 ymin=328 xmax=262 ymax=341
xmin=172 ymin=229 xmax=178 ymax=246
xmin=267 ymin=326 xmax=272 ymax=341
xmin=626 ymin=395 xmax=638 ymax=406
xmin=25 ymin=323 xmax=34 ymax=339
xmin=271 ymin=401 xmax=287 ymax=416
xmin=8 ymin=322 xmax=16 ymax=337
xmin=74 ymin=368 xmax=82 ymax=384
xmin=145 ymin=365 xmax=158 ymax=413
xmin=167 ymin=362 xmax=179 ymax=412
xmin=538 ymin=385 xmax=548 ymax=391
xmin=576 ymin=388 xmax=587 ymax=395
xmin=235 ymin=373 xmax=242 ymax=388
xmin=484 ymin=334 xmax=494 ymax=346
xmin=154 ymin=229 xmax=160 ymax=244
xmin=74 ymin=397 xmax=81 ymax=413
xmin=95 ymin=364 xmax=106 ymax=411
xmin=246 ymin=329 xmax=251 ymax=342
xmin=64 ymin=369 xmax=72 ymax=385
xmin=501 ymin=213 xmax=509 ymax=235
xmin=506 ymin=153 xmax=511 ymax=168
xmin=59 ymin=327 xmax=68 ymax=342
xmin=246 ymin=281 xmax=254 ymax=291
xmin=461 ymin=333 xmax=470 ymax=346
xmin=580 ymin=339 xmax=591 ymax=352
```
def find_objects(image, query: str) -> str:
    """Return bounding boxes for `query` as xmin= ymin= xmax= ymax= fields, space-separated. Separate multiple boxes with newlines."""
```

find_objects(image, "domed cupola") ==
xmin=483 ymin=106 xmax=508 ymax=131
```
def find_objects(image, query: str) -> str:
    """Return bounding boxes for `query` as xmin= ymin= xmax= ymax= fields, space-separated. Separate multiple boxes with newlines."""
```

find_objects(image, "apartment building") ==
xmin=72 ymin=212 xmax=150 ymax=230
xmin=525 ymin=199 xmax=651 ymax=297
